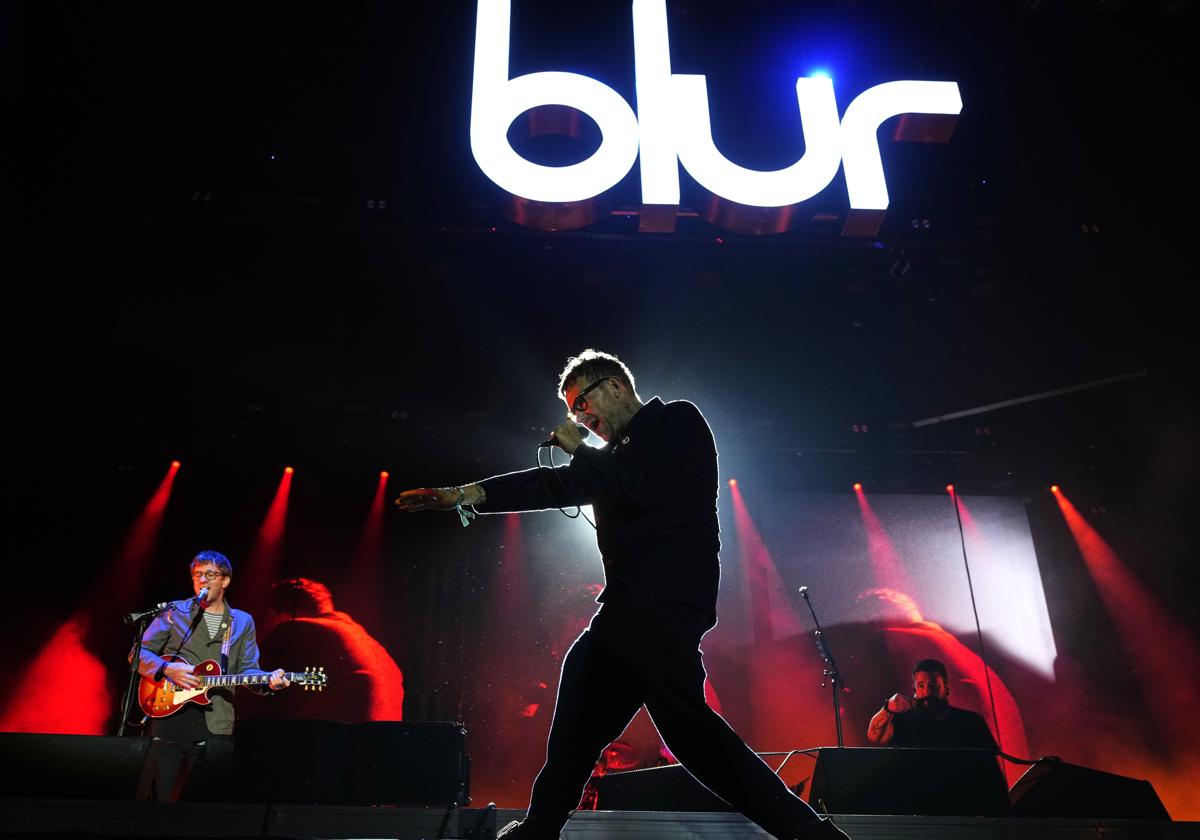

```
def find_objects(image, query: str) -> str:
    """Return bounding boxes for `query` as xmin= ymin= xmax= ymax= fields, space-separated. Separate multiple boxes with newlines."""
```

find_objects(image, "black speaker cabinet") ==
xmin=1008 ymin=760 xmax=1170 ymax=820
xmin=592 ymin=764 xmax=734 ymax=812
xmin=0 ymin=733 xmax=150 ymax=799
xmin=349 ymin=721 xmax=471 ymax=807
xmin=232 ymin=719 xmax=469 ymax=806
xmin=808 ymin=747 xmax=1010 ymax=817
xmin=233 ymin=718 xmax=352 ymax=804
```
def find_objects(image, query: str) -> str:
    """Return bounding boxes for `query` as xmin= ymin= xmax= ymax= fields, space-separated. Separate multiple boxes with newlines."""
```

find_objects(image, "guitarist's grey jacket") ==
xmin=138 ymin=598 xmax=274 ymax=735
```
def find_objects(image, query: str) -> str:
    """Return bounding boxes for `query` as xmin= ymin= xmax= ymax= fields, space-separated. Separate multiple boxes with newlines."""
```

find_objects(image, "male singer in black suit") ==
xmin=396 ymin=349 xmax=850 ymax=840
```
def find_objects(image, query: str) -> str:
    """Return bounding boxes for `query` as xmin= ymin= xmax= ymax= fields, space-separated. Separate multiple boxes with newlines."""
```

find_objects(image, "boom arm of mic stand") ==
xmin=122 ymin=601 xmax=171 ymax=625
xmin=800 ymin=587 xmax=848 ymax=748
xmin=812 ymin=630 xmax=846 ymax=690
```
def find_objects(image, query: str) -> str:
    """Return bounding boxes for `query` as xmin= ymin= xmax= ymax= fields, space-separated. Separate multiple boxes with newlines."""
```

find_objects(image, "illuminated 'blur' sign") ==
xmin=470 ymin=0 xmax=962 ymax=220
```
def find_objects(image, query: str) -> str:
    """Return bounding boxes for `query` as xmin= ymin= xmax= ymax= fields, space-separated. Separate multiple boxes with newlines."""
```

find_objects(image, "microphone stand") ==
xmin=799 ymin=586 xmax=847 ymax=749
xmin=116 ymin=599 xmax=172 ymax=737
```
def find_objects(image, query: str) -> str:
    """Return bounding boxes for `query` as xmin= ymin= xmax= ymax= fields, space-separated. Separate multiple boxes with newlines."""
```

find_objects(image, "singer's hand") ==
xmin=550 ymin=421 xmax=586 ymax=454
xmin=885 ymin=692 xmax=912 ymax=714
xmin=394 ymin=485 xmax=484 ymax=511
xmin=164 ymin=660 xmax=202 ymax=690
xmin=394 ymin=488 xmax=459 ymax=511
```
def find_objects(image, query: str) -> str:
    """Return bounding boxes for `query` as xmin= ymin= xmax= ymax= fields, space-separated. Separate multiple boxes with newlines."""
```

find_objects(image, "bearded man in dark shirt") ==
xmin=867 ymin=658 xmax=998 ymax=750
xmin=396 ymin=350 xmax=850 ymax=840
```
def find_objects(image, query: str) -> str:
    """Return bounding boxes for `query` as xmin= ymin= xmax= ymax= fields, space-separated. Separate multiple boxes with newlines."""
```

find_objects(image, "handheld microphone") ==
xmin=195 ymin=587 xmax=209 ymax=604
xmin=538 ymin=424 xmax=589 ymax=448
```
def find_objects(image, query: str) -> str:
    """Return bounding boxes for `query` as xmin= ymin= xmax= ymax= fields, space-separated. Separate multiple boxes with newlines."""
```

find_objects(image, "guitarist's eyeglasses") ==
xmin=191 ymin=570 xmax=227 ymax=581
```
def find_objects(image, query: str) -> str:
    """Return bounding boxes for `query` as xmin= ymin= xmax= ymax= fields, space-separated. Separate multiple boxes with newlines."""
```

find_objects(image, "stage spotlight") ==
xmin=1050 ymin=484 xmax=1060 ymax=493
xmin=171 ymin=460 xmax=181 ymax=469
xmin=853 ymin=482 xmax=863 ymax=491
xmin=946 ymin=484 xmax=955 ymax=493
xmin=381 ymin=471 xmax=389 ymax=479
xmin=284 ymin=466 xmax=294 ymax=475
xmin=728 ymin=478 xmax=737 ymax=487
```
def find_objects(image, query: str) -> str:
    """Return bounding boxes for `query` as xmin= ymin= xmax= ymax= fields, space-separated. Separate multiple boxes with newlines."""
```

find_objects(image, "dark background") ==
xmin=7 ymin=0 xmax=1196 ymax=817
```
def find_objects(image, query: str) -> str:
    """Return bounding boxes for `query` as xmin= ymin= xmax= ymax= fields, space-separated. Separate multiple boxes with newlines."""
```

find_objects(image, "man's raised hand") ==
xmin=394 ymin=487 xmax=462 ymax=512
xmin=395 ymin=485 xmax=484 ymax=512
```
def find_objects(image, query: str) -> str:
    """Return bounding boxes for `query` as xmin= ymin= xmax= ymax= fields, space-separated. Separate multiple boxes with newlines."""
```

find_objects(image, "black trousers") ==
xmin=136 ymin=704 xmax=233 ymax=801
xmin=526 ymin=613 xmax=820 ymax=839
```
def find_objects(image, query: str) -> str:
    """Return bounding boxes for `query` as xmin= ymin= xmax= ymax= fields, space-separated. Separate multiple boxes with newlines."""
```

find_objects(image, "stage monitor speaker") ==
xmin=1008 ymin=760 xmax=1170 ymax=820
xmin=0 ymin=733 xmax=150 ymax=799
xmin=233 ymin=718 xmax=350 ymax=804
xmin=232 ymin=719 xmax=469 ymax=806
xmin=808 ymin=747 xmax=1010 ymax=817
xmin=349 ymin=721 xmax=469 ymax=807
xmin=592 ymin=764 xmax=734 ymax=812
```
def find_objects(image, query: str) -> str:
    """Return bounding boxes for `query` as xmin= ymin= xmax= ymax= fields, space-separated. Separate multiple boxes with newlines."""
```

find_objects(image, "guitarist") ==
xmin=135 ymin=550 xmax=289 ymax=800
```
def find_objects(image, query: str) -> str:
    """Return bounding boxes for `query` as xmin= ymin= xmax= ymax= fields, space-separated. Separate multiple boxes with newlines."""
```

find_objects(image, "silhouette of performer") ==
xmin=396 ymin=350 xmax=850 ymax=840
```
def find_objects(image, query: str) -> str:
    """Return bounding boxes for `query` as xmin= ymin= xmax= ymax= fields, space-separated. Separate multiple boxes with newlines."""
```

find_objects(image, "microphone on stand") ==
xmin=122 ymin=601 xmax=170 ymax=625
xmin=195 ymin=587 xmax=209 ymax=604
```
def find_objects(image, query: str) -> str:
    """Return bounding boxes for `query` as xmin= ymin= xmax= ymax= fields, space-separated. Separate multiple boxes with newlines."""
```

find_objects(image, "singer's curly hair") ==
xmin=190 ymin=550 xmax=232 ymax=576
xmin=557 ymin=349 xmax=638 ymax=398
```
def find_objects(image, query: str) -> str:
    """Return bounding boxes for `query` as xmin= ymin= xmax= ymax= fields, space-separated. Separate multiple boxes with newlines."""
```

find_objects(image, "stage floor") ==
xmin=1 ymin=800 xmax=1196 ymax=840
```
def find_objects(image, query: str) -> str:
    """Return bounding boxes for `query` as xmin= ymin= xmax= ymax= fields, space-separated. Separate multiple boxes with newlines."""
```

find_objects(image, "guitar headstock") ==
xmin=299 ymin=666 xmax=327 ymax=691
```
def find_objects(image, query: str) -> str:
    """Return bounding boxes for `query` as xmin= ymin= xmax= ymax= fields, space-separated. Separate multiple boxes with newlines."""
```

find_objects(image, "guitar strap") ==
xmin=219 ymin=615 xmax=232 ymax=672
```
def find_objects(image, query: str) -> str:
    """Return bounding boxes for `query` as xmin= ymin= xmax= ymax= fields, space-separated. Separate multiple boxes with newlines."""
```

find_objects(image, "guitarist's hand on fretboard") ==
xmin=164 ymin=660 xmax=202 ymax=689
xmin=267 ymin=668 xmax=291 ymax=690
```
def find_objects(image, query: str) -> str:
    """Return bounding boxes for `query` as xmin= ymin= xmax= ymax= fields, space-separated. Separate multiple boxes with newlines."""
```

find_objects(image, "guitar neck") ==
xmin=201 ymin=671 xmax=305 ymax=688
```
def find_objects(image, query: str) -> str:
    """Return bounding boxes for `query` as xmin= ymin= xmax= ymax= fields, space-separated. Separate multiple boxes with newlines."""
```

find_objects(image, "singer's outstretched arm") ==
xmin=395 ymin=484 xmax=487 ymax=511
xmin=395 ymin=460 xmax=592 ymax=515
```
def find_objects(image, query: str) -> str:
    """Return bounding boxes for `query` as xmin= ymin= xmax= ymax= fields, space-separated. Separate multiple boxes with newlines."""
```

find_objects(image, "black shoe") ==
xmin=795 ymin=816 xmax=852 ymax=839
xmin=495 ymin=816 xmax=557 ymax=840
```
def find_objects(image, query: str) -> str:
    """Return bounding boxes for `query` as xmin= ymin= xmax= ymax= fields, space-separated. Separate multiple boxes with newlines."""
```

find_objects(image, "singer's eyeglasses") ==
xmin=191 ymin=570 xmax=226 ymax=581
xmin=571 ymin=378 xmax=611 ymax=415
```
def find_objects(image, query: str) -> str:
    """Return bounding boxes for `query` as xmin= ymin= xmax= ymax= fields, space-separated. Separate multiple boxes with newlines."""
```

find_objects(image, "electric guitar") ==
xmin=138 ymin=654 xmax=327 ymax=718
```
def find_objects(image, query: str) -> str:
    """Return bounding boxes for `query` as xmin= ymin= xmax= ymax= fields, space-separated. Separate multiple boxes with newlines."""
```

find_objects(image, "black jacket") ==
xmin=477 ymin=397 xmax=721 ymax=649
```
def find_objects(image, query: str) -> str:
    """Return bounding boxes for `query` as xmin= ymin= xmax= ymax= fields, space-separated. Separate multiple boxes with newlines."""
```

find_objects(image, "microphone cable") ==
xmin=537 ymin=440 xmax=681 ymax=660
xmin=537 ymin=443 xmax=596 ymax=530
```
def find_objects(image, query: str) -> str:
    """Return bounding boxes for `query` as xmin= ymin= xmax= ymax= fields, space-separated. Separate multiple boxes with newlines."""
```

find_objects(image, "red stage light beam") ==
xmin=728 ymin=481 xmax=804 ymax=643
xmin=242 ymin=467 xmax=294 ymax=607
xmin=114 ymin=459 xmax=181 ymax=586
xmin=3 ymin=459 xmax=184 ymax=734
xmin=853 ymin=484 xmax=915 ymax=594
xmin=347 ymin=471 xmax=391 ymax=632
xmin=1053 ymin=489 xmax=1200 ymax=759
